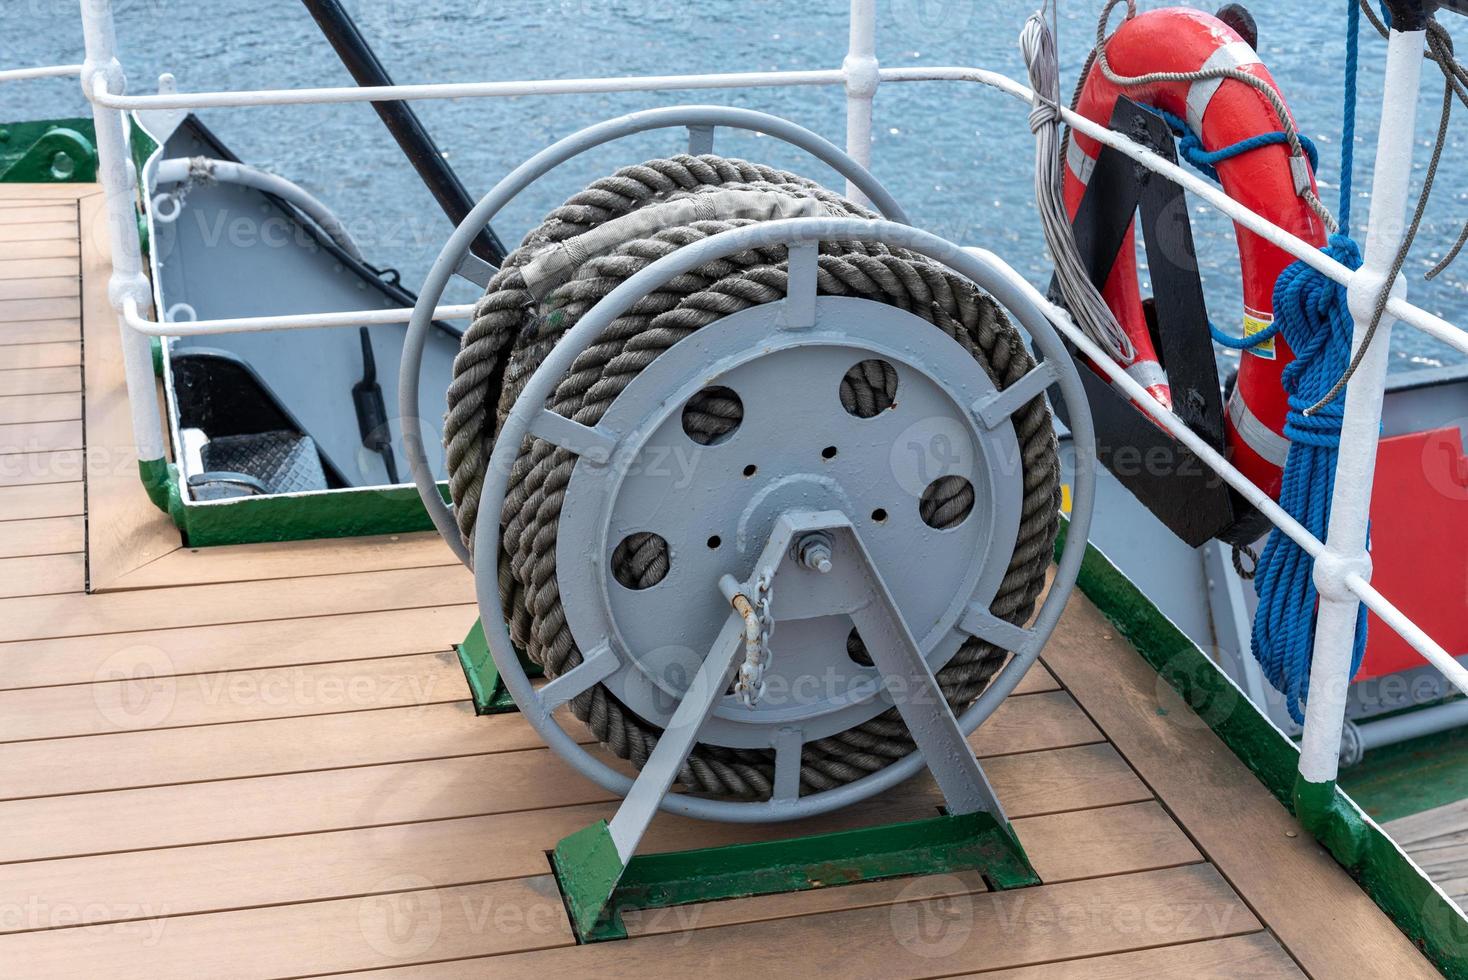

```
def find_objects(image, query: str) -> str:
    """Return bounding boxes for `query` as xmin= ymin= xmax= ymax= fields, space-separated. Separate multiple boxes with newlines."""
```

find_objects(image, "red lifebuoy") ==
xmin=1063 ymin=6 xmax=1328 ymax=497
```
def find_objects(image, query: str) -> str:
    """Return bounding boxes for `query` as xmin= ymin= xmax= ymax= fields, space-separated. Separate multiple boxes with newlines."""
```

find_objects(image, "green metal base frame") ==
xmin=1055 ymin=518 xmax=1468 ymax=978
xmin=551 ymin=810 xmax=1040 ymax=943
xmin=455 ymin=618 xmax=542 ymax=714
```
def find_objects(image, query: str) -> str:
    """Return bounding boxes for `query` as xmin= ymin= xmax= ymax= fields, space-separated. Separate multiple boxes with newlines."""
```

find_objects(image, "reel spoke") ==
xmin=971 ymin=360 xmax=1058 ymax=430
xmin=958 ymin=603 xmax=1039 ymax=658
xmin=771 ymin=725 xmax=805 ymax=804
xmin=536 ymin=642 xmax=621 ymax=717
xmin=686 ymin=124 xmax=715 ymax=155
xmin=527 ymin=408 xmax=618 ymax=464
xmin=780 ymin=241 xmax=819 ymax=329
xmin=454 ymin=251 xmax=497 ymax=289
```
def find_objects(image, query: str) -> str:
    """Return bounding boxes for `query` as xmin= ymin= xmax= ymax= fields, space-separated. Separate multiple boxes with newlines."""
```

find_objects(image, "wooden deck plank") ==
xmin=0 ymin=604 xmax=476 ymax=691
xmin=0 ymin=342 xmax=81 ymax=369
xmin=0 ymin=185 xmax=95 ymax=202
xmin=0 ymin=257 xmax=78 ymax=281
xmin=1041 ymin=590 xmax=1441 ymax=979
xmin=0 ymin=419 xmax=83 ymax=454
xmin=0 ymin=563 xmax=478 ymax=642
xmin=0 ymin=393 xmax=82 ymax=424
xmin=0 ymin=296 xmax=80 ymax=322
xmin=0 ymin=221 xmax=77 ymax=244
xmin=0 ymin=552 xmax=84 ymax=598
xmin=0 ymin=651 xmax=470 ymax=742
xmin=0 ymin=239 xmax=80 ymax=261
xmin=106 ymin=530 xmax=463 ymax=591
xmin=319 ymin=865 xmax=1259 ymax=980
xmin=0 ymin=319 xmax=81 ymax=346
xmin=0 ymin=515 xmax=83 ymax=558
xmin=0 ymin=276 xmax=78 ymax=302
xmin=0 ymin=365 xmax=80 ymax=396
xmin=0 ymin=481 xmax=83 ymax=520
xmin=1387 ymin=798 xmax=1468 ymax=908
xmin=0 ymin=800 xmax=1194 ymax=941
xmin=946 ymin=933 xmax=1303 ymax=979
xmin=0 ymin=206 xmax=77 ymax=226
xmin=0 ymin=708 xmax=1139 ymax=861
xmin=77 ymin=193 xmax=182 ymax=589
xmin=0 ymin=450 xmax=84 ymax=487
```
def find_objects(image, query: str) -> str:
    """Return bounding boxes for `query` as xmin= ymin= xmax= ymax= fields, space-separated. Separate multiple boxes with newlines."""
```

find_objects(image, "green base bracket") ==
xmin=550 ymin=809 xmax=1039 ymax=944
xmin=0 ymin=118 xmax=98 ymax=184
xmin=456 ymin=618 xmax=542 ymax=714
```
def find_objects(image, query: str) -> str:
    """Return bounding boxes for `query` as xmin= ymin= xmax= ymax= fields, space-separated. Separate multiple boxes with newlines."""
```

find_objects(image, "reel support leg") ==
xmin=550 ymin=511 xmax=1039 ymax=943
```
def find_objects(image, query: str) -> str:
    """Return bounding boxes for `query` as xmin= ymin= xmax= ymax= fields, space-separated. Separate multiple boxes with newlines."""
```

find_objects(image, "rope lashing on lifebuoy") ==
xmin=442 ymin=154 xmax=1061 ymax=797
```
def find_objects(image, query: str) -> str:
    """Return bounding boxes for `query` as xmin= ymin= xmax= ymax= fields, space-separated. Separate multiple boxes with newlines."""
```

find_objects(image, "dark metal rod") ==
xmin=300 ymin=0 xmax=507 ymax=265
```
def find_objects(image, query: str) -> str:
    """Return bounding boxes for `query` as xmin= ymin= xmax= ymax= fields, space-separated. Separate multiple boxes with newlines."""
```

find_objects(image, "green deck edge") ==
xmin=1055 ymin=518 xmax=1468 ymax=977
xmin=551 ymin=810 xmax=1039 ymax=943
xmin=454 ymin=618 xmax=541 ymax=714
xmin=0 ymin=118 xmax=98 ymax=183
xmin=172 ymin=482 xmax=453 ymax=547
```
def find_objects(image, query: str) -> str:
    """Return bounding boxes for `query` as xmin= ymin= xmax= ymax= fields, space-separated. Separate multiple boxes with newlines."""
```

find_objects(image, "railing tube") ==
xmin=842 ymin=0 xmax=877 ymax=204
xmin=1295 ymin=24 xmax=1427 ymax=807
xmin=78 ymin=0 xmax=167 ymax=478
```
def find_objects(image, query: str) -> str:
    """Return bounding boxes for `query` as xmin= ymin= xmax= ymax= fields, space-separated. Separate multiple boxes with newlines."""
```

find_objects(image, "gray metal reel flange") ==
xmin=476 ymin=220 xmax=1095 ymax=823
xmin=398 ymin=104 xmax=909 ymax=568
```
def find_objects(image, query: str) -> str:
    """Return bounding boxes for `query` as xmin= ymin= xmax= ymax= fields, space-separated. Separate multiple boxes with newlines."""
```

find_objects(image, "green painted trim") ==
xmin=551 ymin=809 xmax=1038 ymax=944
xmin=163 ymin=481 xmax=456 ymax=547
xmin=552 ymin=820 xmax=629 ymax=942
xmin=1055 ymin=518 xmax=1468 ymax=977
xmin=150 ymin=337 xmax=163 ymax=377
xmin=454 ymin=618 xmax=541 ymax=714
xmin=0 ymin=118 xmax=97 ymax=183
xmin=138 ymin=458 xmax=183 ymax=524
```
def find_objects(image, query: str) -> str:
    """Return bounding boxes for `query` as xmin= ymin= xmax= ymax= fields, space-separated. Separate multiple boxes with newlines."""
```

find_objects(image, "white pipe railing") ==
xmin=0 ymin=64 xmax=82 ymax=82
xmin=18 ymin=0 xmax=1468 ymax=793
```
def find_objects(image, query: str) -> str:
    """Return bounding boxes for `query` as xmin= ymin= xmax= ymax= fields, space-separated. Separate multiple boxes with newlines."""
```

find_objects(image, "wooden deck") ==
xmin=0 ymin=183 xmax=1442 ymax=978
xmin=1390 ymin=801 xmax=1468 ymax=910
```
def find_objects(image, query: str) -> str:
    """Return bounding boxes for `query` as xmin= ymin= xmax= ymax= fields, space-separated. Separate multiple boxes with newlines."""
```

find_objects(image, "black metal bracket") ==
xmin=1052 ymin=97 xmax=1265 ymax=547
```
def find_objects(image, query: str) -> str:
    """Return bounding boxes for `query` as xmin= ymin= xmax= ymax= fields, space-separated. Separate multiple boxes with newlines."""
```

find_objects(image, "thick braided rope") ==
xmin=444 ymin=154 xmax=1060 ymax=797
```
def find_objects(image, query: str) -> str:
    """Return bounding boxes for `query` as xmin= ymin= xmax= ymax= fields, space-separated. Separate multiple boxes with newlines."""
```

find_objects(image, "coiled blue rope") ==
xmin=1149 ymin=106 xmax=1320 ymax=187
xmin=1250 ymin=236 xmax=1370 ymax=723
xmin=1248 ymin=0 xmax=1367 ymax=724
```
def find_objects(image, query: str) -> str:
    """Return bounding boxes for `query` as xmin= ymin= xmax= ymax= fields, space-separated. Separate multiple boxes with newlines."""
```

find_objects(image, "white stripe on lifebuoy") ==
xmin=1124 ymin=358 xmax=1169 ymax=392
xmin=1065 ymin=135 xmax=1096 ymax=187
xmin=1185 ymin=41 xmax=1263 ymax=133
xmin=1228 ymin=388 xmax=1290 ymax=466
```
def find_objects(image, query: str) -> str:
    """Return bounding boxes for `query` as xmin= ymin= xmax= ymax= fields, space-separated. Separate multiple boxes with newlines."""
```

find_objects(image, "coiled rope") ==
xmin=443 ymin=154 xmax=1061 ymax=797
xmin=1020 ymin=12 xmax=1137 ymax=365
xmin=1251 ymin=235 xmax=1369 ymax=723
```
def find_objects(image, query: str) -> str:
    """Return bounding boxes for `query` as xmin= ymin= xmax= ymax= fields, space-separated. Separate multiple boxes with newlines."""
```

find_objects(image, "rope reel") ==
xmin=442 ymin=154 xmax=1062 ymax=798
xmin=400 ymin=106 xmax=1098 ymax=824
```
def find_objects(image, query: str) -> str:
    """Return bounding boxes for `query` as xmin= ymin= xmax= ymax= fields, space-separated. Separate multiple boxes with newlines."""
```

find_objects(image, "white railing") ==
xmin=2 ymin=0 xmax=1458 ymax=796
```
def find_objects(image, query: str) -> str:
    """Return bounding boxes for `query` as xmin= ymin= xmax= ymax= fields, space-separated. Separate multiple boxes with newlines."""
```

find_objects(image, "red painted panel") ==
xmin=1355 ymin=426 xmax=1468 ymax=681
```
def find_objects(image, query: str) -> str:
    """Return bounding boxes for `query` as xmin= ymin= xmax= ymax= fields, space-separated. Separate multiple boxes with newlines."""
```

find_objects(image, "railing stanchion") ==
xmin=1294 ymin=22 xmax=1427 ymax=821
xmin=78 ymin=0 xmax=169 ymax=496
xmin=843 ymin=0 xmax=877 ymax=205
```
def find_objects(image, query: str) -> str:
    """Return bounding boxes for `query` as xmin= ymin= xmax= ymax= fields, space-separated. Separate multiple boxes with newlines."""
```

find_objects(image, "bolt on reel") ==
xmin=401 ymin=106 xmax=1097 ymax=938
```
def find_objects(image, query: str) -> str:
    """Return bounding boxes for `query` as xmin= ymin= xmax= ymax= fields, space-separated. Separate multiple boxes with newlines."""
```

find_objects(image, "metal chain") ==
xmin=734 ymin=569 xmax=775 ymax=708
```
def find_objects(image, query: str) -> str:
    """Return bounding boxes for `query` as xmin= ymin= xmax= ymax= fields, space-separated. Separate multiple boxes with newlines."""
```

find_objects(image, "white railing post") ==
xmin=78 ymin=0 xmax=169 ymax=493
xmin=1295 ymin=23 xmax=1427 ymax=806
xmin=842 ymin=0 xmax=877 ymax=204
